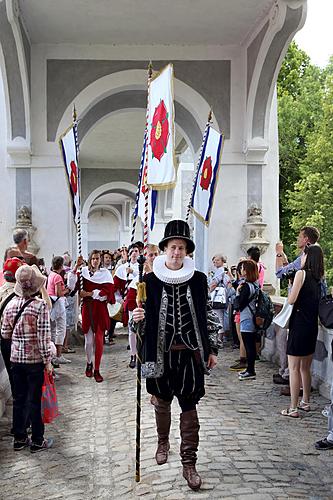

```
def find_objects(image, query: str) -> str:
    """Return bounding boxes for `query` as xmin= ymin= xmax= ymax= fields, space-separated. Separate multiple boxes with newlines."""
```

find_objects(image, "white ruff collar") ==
xmin=82 ymin=266 xmax=113 ymax=284
xmin=153 ymin=255 xmax=195 ymax=284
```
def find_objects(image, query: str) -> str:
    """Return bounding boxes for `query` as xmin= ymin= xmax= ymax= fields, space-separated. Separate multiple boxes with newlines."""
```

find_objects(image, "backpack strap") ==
xmin=13 ymin=298 xmax=35 ymax=331
xmin=0 ymin=292 xmax=16 ymax=321
xmin=247 ymin=282 xmax=259 ymax=321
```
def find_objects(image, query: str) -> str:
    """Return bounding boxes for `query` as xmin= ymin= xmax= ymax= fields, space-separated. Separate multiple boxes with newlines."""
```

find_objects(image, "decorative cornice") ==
xmin=7 ymin=137 xmax=31 ymax=166
xmin=244 ymin=137 xmax=268 ymax=164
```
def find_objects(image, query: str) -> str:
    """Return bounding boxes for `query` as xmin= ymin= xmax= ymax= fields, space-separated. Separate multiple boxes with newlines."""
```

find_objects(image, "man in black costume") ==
xmin=133 ymin=220 xmax=219 ymax=491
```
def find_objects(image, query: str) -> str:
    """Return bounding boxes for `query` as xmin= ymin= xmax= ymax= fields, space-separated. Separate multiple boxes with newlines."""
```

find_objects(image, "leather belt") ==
xmin=170 ymin=344 xmax=187 ymax=351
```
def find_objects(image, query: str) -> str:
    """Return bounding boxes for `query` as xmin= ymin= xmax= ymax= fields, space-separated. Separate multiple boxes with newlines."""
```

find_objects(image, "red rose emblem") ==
xmin=70 ymin=160 xmax=78 ymax=194
xmin=200 ymin=156 xmax=212 ymax=190
xmin=150 ymin=99 xmax=169 ymax=162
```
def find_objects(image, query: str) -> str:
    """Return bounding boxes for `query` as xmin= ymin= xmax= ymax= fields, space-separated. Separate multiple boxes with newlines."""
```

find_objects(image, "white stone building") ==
xmin=0 ymin=0 xmax=306 ymax=276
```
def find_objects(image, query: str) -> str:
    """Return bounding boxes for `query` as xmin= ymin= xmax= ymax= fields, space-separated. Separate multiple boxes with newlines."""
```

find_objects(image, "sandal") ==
xmin=281 ymin=408 xmax=299 ymax=418
xmin=298 ymin=400 xmax=311 ymax=412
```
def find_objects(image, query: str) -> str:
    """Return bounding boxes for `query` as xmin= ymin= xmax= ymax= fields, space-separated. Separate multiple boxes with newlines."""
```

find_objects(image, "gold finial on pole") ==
xmin=148 ymin=61 xmax=153 ymax=79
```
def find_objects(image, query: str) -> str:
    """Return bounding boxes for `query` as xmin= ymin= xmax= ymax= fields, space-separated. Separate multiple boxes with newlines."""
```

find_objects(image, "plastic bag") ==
xmin=41 ymin=370 xmax=59 ymax=424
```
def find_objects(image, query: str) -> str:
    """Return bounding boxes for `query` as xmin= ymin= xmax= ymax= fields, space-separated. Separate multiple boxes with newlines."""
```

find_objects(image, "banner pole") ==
xmin=185 ymin=109 xmax=212 ymax=223
xmin=72 ymin=104 xmax=83 ymax=290
xmin=135 ymin=61 xmax=153 ymax=484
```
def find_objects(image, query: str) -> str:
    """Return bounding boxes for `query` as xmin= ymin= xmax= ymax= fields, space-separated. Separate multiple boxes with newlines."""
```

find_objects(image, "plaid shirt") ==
xmin=1 ymin=297 xmax=51 ymax=364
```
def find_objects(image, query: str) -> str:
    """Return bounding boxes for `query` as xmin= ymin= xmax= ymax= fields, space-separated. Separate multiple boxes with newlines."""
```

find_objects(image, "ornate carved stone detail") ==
xmin=241 ymin=203 xmax=269 ymax=256
xmin=14 ymin=205 xmax=39 ymax=255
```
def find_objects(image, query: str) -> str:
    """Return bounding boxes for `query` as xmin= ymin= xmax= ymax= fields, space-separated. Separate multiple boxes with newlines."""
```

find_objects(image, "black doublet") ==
xmin=141 ymin=270 xmax=219 ymax=405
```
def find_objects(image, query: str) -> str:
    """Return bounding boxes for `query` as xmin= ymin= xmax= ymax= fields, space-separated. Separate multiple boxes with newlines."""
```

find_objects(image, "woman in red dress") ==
xmin=80 ymin=250 xmax=115 ymax=382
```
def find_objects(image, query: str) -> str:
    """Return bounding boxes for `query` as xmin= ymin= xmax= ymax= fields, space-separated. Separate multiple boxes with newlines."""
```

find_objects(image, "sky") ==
xmin=294 ymin=0 xmax=333 ymax=67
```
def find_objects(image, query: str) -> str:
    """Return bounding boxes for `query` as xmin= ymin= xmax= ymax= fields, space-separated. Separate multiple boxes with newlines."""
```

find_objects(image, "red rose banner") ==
xmin=147 ymin=64 xmax=176 ymax=189
xmin=59 ymin=125 xmax=80 ymax=226
xmin=191 ymin=126 xmax=224 ymax=225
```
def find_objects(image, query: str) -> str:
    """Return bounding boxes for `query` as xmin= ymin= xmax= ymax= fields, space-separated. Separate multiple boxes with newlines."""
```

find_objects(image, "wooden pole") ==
xmin=135 ymin=254 xmax=146 ymax=483
xmin=135 ymin=61 xmax=153 ymax=483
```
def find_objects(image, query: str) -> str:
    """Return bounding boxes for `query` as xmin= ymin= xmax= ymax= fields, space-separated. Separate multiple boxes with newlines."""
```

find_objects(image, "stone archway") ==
xmin=81 ymin=181 xmax=137 ymax=257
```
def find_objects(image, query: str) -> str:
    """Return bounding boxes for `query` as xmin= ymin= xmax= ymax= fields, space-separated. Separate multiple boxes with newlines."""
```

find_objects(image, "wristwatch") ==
xmin=276 ymin=254 xmax=283 ymax=257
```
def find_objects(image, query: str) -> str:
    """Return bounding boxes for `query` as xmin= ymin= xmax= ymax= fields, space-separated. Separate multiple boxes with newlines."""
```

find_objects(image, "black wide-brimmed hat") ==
xmin=159 ymin=220 xmax=195 ymax=254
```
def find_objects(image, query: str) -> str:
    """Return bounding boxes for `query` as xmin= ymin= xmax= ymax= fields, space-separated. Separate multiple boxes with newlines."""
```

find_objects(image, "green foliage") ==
xmin=277 ymin=42 xmax=332 ymax=279
xmin=286 ymin=64 xmax=333 ymax=282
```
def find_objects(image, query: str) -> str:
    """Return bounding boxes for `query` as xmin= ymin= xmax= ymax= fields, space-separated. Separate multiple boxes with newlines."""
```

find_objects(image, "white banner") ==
xmin=191 ymin=126 xmax=223 ymax=225
xmin=147 ymin=64 xmax=176 ymax=189
xmin=59 ymin=125 xmax=80 ymax=226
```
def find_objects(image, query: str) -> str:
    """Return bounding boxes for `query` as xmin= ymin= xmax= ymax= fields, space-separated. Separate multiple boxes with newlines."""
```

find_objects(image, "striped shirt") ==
xmin=1 ymin=297 xmax=51 ymax=364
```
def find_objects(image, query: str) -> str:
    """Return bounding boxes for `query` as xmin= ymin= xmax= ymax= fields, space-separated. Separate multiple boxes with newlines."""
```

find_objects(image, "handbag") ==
xmin=273 ymin=299 xmax=293 ymax=329
xmin=273 ymin=270 xmax=306 ymax=329
xmin=212 ymin=286 xmax=227 ymax=309
xmin=41 ymin=370 xmax=59 ymax=424
xmin=319 ymin=294 xmax=333 ymax=329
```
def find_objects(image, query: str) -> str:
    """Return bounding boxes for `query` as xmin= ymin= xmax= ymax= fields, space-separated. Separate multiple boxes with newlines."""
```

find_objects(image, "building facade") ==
xmin=0 ymin=0 xmax=307 ymax=276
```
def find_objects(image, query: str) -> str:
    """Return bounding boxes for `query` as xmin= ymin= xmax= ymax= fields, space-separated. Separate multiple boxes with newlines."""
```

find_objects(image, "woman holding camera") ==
xmin=281 ymin=244 xmax=324 ymax=418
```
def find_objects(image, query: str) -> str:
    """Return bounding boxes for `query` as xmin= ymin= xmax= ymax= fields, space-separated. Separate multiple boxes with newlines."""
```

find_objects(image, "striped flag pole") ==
xmin=135 ymin=61 xmax=153 ymax=484
xmin=72 ymin=105 xmax=84 ymax=290
xmin=185 ymin=109 xmax=212 ymax=223
xmin=143 ymin=62 xmax=153 ymax=255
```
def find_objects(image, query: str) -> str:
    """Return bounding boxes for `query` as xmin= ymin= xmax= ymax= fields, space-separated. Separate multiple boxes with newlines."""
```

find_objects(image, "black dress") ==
xmin=287 ymin=270 xmax=321 ymax=356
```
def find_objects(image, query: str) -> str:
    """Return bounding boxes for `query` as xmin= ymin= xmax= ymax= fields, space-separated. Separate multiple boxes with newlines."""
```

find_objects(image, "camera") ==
xmin=281 ymin=268 xmax=297 ymax=282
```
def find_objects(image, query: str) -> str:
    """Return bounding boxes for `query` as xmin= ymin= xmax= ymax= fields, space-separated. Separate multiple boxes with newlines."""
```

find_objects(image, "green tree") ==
xmin=277 ymin=42 xmax=324 ymax=258
xmin=287 ymin=59 xmax=333 ymax=282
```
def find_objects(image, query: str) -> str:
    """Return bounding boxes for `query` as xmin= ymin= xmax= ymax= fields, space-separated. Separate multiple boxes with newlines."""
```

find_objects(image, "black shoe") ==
xmin=315 ymin=438 xmax=333 ymax=450
xmin=30 ymin=438 xmax=54 ymax=453
xmin=129 ymin=355 xmax=136 ymax=369
xmin=14 ymin=437 xmax=31 ymax=451
xmin=273 ymin=373 xmax=290 ymax=385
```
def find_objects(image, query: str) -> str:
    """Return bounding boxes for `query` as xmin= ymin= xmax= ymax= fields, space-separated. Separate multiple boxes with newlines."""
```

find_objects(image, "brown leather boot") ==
xmin=180 ymin=409 xmax=202 ymax=491
xmin=151 ymin=396 xmax=171 ymax=465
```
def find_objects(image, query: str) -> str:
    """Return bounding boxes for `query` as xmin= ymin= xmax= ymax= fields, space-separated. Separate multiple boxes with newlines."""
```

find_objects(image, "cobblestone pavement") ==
xmin=1 ymin=332 xmax=333 ymax=499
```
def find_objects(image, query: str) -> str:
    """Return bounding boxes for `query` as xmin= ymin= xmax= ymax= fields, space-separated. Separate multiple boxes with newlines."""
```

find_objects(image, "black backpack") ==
xmin=249 ymin=285 xmax=274 ymax=331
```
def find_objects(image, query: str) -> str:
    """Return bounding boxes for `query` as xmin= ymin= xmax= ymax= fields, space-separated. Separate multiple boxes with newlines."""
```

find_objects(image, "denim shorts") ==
xmin=240 ymin=318 xmax=255 ymax=333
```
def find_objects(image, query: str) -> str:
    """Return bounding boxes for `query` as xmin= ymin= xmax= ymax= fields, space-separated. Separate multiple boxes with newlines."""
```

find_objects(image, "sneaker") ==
xmin=14 ymin=437 xmax=31 ymax=451
xmin=129 ymin=355 xmax=136 ymax=369
xmin=30 ymin=438 xmax=54 ymax=453
xmin=93 ymin=370 xmax=103 ymax=383
xmin=56 ymin=355 xmax=71 ymax=364
xmin=239 ymin=371 xmax=256 ymax=381
xmin=85 ymin=362 xmax=93 ymax=378
xmin=238 ymin=369 xmax=248 ymax=376
xmin=229 ymin=360 xmax=247 ymax=371
xmin=315 ymin=438 xmax=333 ymax=450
